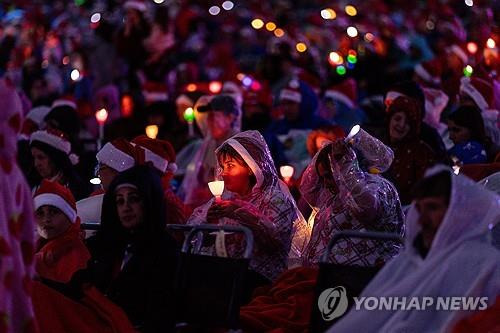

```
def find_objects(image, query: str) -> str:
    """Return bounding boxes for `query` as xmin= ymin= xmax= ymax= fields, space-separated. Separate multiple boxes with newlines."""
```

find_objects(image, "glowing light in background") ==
xmin=250 ymin=80 xmax=261 ymax=91
xmin=296 ymin=42 xmax=307 ymax=53
xmin=90 ymin=13 xmax=101 ymax=23
xmin=364 ymin=33 xmax=374 ymax=42
xmin=345 ymin=5 xmax=357 ymax=16
xmin=347 ymin=54 xmax=357 ymax=64
xmin=236 ymin=73 xmax=245 ymax=81
xmin=222 ymin=1 xmax=234 ymax=10
xmin=95 ymin=108 xmax=108 ymax=124
xmin=70 ymin=69 xmax=80 ymax=81
xmin=329 ymin=52 xmax=343 ymax=65
xmin=242 ymin=76 xmax=253 ymax=87
xmin=265 ymin=22 xmax=277 ymax=31
xmin=274 ymin=28 xmax=285 ymax=37
xmin=208 ymin=6 xmax=220 ymax=15
xmin=486 ymin=38 xmax=496 ymax=49
xmin=145 ymin=125 xmax=159 ymax=139
xmin=209 ymin=81 xmax=222 ymax=94
xmin=321 ymin=8 xmax=337 ymax=20
xmin=463 ymin=65 xmax=473 ymax=77
xmin=425 ymin=20 xmax=435 ymax=30
xmin=347 ymin=26 xmax=358 ymax=38
xmin=62 ymin=56 xmax=70 ymax=65
xmin=186 ymin=83 xmax=197 ymax=92
xmin=336 ymin=65 xmax=347 ymax=75
xmin=464 ymin=0 xmax=473 ymax=6
xmin=467 ymin=42 xmax=478 ymax=54
xmin=251 ymin=19 xmax=264 ymax=29
xmin=183 ymin=107 xmax=195 ymax=122
xmin=153 ymin=0 xmax=165 ymax=3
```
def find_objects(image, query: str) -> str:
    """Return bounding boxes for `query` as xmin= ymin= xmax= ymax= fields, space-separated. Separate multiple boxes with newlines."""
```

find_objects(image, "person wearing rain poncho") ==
xmin=300 ymin=128 xmax=405 ymax=266
xmin=328 ymin=166 xmax=500 ymax=333
xmin=177 ymin=94 xmax=242 ymax=209
xmin=187 ymin=130 xmax=311 ymax=286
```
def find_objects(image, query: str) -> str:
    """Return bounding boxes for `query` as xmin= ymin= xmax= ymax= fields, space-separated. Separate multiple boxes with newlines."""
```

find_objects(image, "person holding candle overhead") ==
xmin=300 ymin=126 xmax=404 ymax=266
xmin=187 ymin=130 xmax=311 ymax=290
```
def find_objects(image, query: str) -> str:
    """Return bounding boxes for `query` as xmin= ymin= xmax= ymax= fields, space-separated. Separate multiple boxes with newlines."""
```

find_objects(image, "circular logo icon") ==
xmin=318 ymin=286 xmax=349 ymax=321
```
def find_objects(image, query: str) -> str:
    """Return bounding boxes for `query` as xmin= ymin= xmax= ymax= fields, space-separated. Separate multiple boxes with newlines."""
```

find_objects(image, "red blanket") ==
xmin=33 ymin=281 xmax=136 ymax=333
xmin=35 ymin=221 xmax=91 ymax=283
xmin=240 ymin=267 xmax=318 ymax=333
xmin=452 ymin=295 xmax=500 ymax=333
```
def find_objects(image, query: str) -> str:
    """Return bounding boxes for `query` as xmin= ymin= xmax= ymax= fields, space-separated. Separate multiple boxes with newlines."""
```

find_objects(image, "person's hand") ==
xmin=206 ymin=200 xmax=240 ymax=223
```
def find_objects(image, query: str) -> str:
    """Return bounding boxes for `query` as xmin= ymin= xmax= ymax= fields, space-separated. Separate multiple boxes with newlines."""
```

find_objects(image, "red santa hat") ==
xmin=124 ymin=0 xmax=147 ymax=12
xmin=132 ymin=135 xmax=177 ymax=174
xmin=96 ymin=138 xmax=136 ymax=172
xmin=460 ymin=77 xmax=494 ymax=111
xmin=279 ymin=79 xmax=302 ymax=104
xmin=414 ymin=59 xmax=442 ymax=86
xmin=19 ymin=106 xmax=51 ymax=140
xmin=30 ymin=129 xmax=79 ymax=164
xmin=447 ymin=44 xmax=468 ymax=65
xmin=324 ymin=78 xmax=357 ymax=109
xmin=34 ymin=180 xmax=78 ymax=223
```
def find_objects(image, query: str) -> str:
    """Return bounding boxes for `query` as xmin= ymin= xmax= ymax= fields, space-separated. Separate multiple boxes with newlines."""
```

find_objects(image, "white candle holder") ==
xmin=208 ymin=180 xmax=225 ymax=202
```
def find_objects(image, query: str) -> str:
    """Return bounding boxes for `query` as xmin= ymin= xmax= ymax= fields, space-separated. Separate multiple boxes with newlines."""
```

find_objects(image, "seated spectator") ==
xmin=329 ymin=166 xmax=500 ymax=332
xmin=385 ymin=81 xmax=448 ymax=161
xmin=188 ymin=130 xmax=310 ymax=286
xmin=459 ymin=76 xmax=500 ymax=146
xmin=34 ymin=180 xmax=90 ymax=284
xmin=384 ymin=96 xmax=437 ymax=204
xmin=447 ymin=105 xmax=495 ymax=164
xmin=300 ymin=137 xmax=404 ymax=266
xmin=32 ymin=183 xmax=135 ymax=333
xmin=86 ymin=165 xmax=178 ymax=331
xmin=30 ymin=129 xmax=90 ymax=200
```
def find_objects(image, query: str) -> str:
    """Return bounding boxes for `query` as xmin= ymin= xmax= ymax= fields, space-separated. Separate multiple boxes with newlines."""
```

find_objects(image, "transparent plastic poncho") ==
xmin=329 ymin=165 xmax=500 ymax=333
xmin=187 ymin=130 xmax=311 ymax=281
xmin=300 ymin=133 xmax=404 ymax=266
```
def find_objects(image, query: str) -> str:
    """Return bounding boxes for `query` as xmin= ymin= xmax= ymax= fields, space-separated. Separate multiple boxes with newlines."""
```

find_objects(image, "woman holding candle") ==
xmin=187 ymin=130 xmax=311 ymax=286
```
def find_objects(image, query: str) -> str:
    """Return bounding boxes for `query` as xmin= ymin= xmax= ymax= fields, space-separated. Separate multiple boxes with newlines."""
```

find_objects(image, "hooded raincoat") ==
xmin=329 ymin=165 xmax=500 ymax=332
xmin=187 ymin=130 xmax=311 ymax=281
xmin=300 ymin=134 xmax=404 ymax=266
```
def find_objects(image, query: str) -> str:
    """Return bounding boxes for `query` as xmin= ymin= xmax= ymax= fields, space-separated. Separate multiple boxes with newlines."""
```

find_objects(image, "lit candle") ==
xmin=95 ymin=108 xmax=108 ymax=150
xmin=280 ymin=165 xmax=294 ymax=183
xmin=345 ymin=124 xmax=360 ymax=143
xmin=145 ymin=125 xmax=159 ymax=139
xmin=208 ymin=180 xmax=225 ymax=202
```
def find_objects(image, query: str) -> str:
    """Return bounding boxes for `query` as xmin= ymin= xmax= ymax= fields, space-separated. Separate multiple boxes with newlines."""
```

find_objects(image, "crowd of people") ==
xmin=1 ymin=0 xmax=499 ymax=332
